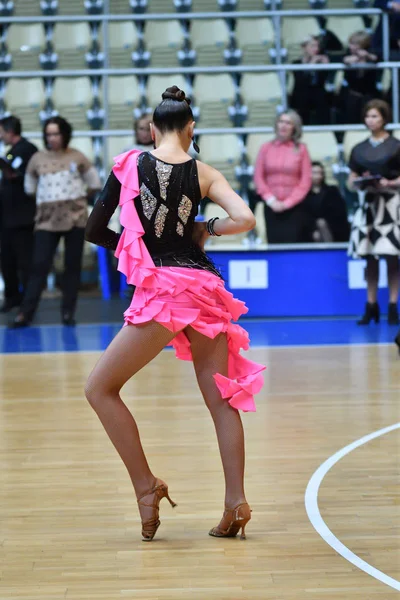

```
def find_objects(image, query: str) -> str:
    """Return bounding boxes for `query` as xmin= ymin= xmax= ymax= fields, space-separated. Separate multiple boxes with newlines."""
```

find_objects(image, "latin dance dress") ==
xmin=86 ymin=149 xmax=265 ymax=412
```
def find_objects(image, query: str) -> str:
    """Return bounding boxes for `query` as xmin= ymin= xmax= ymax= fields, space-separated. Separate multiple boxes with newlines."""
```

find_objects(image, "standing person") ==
xmin=0 ymin=116 xmax=37 ymax=312
xmin=84 ymin=86 xmax=264 ymax=542
xmin=10 ymin=116 xmax=101 ymax=328
xmin=290 ymin=35 xmax=331 ymax=126
xmin=338 ymin=31 xmax=379 ymax=125
xmin=348 ymin=99 xmax=400 ymax=325
xmin=254 ymin=110 xmax=312 ymax=244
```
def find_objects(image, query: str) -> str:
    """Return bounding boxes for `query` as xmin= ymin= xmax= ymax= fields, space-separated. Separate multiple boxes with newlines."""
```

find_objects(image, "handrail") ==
xmin=22 ymin=123 xmax=399 ymax=139
xmin=0 ymin=61 xmax=395 ymax=79
xmin=0 ymin=8 xmax=382 ymax=24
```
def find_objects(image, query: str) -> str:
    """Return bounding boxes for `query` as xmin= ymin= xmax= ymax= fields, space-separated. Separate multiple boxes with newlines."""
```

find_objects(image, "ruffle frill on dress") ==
xmin=112 ymin=149 xmax=265 ymax=412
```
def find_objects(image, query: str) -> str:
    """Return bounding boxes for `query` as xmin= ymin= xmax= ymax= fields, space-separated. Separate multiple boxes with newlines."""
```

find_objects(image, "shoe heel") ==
xmin=239 ymin=518 xmax=250 ymax=540
xmin=165 ymin=488 xmax=177 ymax=508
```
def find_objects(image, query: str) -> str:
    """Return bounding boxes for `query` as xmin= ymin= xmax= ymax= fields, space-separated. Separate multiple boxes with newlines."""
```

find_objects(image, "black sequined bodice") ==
xmin=85 ymin=151 xmax=221 ymax=278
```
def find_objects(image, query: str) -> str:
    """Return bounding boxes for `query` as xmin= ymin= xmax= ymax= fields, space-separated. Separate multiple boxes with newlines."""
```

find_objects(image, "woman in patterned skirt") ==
xmin=348 ymin=99 xmax=400 ymax=325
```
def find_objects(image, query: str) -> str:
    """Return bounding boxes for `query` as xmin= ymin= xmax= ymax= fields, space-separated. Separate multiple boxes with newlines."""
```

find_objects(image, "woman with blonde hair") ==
xmin=254 ymin=110 xmax=312 ymax=243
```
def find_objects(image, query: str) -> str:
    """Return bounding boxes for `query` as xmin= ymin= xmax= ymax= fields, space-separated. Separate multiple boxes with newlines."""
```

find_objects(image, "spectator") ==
xmin=254 ymin=110 xmax=312 ymax=244
xmin=0 ymin=116 xmax=38 ymax=313
xmin=303 ymin=162 xmax=350 ymax=242
xmin=338 ymin=31 xmax=379 ymax=124
xmin=10 ymin=116 xmax=102 ymax=328
xmin=290 ymin=35 xmax=332 ymax=125
xmin=348 ymin=99 xmax=400 ymax=325
xmin=372 ymin=0 xmax=400 ymax=57
xmin=133 ymin=114 xmax=153 ymax=151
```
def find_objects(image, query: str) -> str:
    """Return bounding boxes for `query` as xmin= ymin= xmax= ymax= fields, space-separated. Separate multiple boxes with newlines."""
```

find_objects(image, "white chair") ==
xmin=53 ymin=23 xmax=91 ymax=70
xmin=192 ymin=0 xmax=218 ymax=10
xmin=58 ymin=0 xmax=87 ymax=14
xmin=147 ymin=0 xmax=176 ymax=12
xmin=107 ymin=75 xmax=140 ymax=129
xmin=193 ymin=74 xmax=235 ymax=127
xmin=241 ymin=73 xmax=282 ymax=127
xmin=14 ymin=0 xmax=42 ymax=15
xmin=190 ymin=19 xmax=230 ymax=66
xmin=109 ymin=22 xmax=138 ymax=68
xmin=235 ymin=18 xmax=274 ymax=64
xmin=5 ymin=79 xmax=44 ymax=130
xmin=53 ymin=77 xmax=93 ymax=130
xmin=145 ymin=20 xmax=183 ymax=67
xmin=237 ymin=0 xmax=265 ymax=8
xmin=280 ymin=0 xmax=310 ymax=7
xmin=6 ymin=24 xmax=44 ymax=70
xmin=200 ymin=133 xmax=241 ymax=165
xmin=200 ymin=133 xmax=241 ymax=189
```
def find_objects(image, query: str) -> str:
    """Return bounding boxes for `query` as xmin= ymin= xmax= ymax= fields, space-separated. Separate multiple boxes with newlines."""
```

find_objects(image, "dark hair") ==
xmin=311 ymin=161 xmax=326 ymax=182
xmin=43 ymin=116 xmax=72 ymax=150
xmin=0 ymin=115 xmax=22 ymax=136
xmin=363 ymin=99 xmax=392 ymax=126
xmin=152 ymin=85 xmax=194 ymax=133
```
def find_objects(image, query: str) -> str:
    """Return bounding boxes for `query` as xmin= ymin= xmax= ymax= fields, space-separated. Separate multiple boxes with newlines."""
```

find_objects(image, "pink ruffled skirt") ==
xmin=122 ymin=266 xmax=265 ymax=412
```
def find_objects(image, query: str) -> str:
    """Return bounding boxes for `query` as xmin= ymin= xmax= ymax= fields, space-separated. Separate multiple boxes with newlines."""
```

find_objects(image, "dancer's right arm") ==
xmin=197 ymin=162 xmax=256 ymax=235
xmin=85 ymin=171 xmax=121 ymax=249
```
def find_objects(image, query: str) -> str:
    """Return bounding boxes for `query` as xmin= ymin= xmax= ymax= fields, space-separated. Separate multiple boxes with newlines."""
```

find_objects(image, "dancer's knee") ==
xmin=84 ymin=374 xmax=117 ymax=409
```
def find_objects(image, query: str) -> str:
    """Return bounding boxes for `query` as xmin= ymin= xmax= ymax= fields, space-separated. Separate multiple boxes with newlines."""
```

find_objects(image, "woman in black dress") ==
xmin=84 ymin=87 xmax=264 ymax=542
xmin=348 ymin=99 xmax=400 ymax=325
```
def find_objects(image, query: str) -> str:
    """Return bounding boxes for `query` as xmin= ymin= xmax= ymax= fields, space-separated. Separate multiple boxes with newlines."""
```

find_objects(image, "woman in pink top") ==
xmin=254 ymin=110 xmax=312 ymax=243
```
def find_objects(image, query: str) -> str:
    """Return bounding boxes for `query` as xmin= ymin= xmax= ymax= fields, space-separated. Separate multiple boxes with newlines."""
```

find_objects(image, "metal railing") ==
xmin=0 ymin=5 xmax=394 ymax=174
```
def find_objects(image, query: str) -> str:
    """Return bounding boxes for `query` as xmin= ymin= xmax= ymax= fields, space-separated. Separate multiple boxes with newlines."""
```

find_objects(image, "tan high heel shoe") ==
xmin=209 ymin=503 xmax=252 ymax=540
xmin=137 ymin=478 xmax=177 ymax=542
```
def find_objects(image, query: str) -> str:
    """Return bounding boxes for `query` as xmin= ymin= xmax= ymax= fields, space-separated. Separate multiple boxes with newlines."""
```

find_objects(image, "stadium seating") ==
xmin=0 ymin=0 xmax=385 ymax=214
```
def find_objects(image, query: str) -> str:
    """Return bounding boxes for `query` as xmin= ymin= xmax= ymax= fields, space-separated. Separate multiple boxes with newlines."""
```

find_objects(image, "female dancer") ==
xmin=84 ymin=86 xmax=265 ymax=542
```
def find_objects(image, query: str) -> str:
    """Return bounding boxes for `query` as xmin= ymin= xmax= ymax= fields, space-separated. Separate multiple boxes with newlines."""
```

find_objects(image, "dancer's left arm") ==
xmin=85 ymin=171 xmax=122 ymax=249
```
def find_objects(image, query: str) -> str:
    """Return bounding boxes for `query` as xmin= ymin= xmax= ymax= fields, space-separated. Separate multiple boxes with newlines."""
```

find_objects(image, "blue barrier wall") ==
xmin=207 ymin=246 xmax=392 ymax=318
xmin=109 ymin=244 xmax=393 ymax=317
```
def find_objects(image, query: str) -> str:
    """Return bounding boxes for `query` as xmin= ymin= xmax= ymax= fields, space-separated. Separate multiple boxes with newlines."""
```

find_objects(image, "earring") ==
xmin=192 ymin=137 xmax=200 ymax=154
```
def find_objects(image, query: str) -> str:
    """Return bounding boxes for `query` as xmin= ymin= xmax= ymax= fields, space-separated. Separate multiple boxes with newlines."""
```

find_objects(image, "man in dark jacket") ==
xmin=0 ymin=116 xmax=38 ymax=312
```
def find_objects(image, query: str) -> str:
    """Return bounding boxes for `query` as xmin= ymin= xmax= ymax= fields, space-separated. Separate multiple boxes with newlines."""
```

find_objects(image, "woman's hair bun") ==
xmin=162 ymin=85 xmax=191 ymax=105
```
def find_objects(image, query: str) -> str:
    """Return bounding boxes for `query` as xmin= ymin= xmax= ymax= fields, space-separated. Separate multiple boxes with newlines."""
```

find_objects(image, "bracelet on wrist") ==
xmin=206 ymin=217 xmax=222 ymax=236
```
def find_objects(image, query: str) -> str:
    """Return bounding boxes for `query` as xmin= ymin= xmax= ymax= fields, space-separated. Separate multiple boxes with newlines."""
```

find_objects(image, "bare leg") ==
xmin=386 ymin=256 xmax=399 ymax=304
xmin=85 ymin=321 xmax=177 ymax=513
xmin=184 ymin=326 xmax=246 ymax=509
xmin=366 ymin=257 xmax=379 ymax=304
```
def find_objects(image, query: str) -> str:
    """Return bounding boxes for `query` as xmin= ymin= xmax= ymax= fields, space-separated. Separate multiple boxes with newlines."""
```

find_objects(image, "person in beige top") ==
xmin=11 ymin=116 xmax=101 ymax=328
